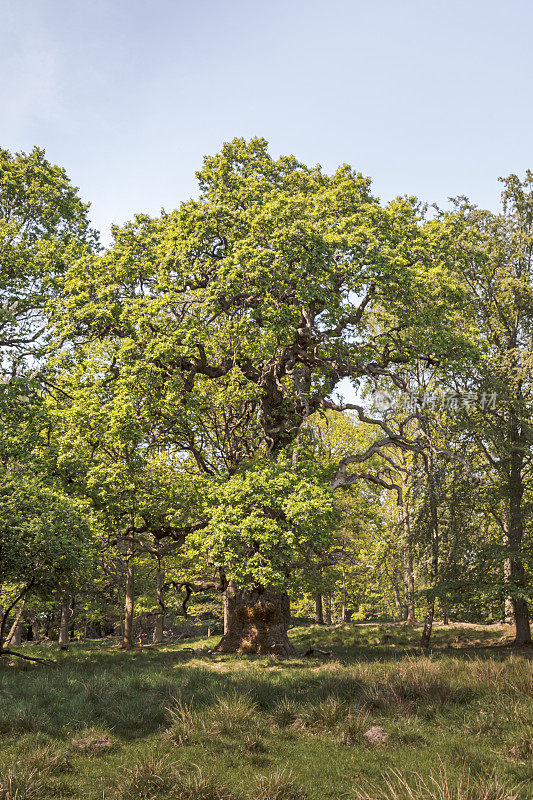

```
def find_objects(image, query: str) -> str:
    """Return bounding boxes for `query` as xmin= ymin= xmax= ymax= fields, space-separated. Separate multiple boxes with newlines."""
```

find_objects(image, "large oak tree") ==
xmin=55 ymin=138 xmax=471 ymax=653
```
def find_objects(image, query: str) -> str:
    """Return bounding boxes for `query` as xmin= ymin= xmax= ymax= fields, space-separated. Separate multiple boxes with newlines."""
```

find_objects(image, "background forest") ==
xmin=0 ymin=139 xmax=531 ymax=657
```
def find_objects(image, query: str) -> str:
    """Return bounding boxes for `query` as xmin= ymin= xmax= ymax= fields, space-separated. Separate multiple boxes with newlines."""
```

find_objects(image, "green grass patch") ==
xmin=0 ymin=623 xmax=531 ymax=799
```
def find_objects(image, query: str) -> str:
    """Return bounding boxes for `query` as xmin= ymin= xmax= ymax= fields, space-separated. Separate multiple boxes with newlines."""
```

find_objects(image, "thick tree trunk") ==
xmin=153 ymin=562 xmax=165 ymax=644
xmin=122 ymin=558 xmax=135 ymax=650
xmin=315 ymin=593 xmax=324 ymax=625
xmin=214 ymin=584 xmax=295 ymax=655
xmin=59 ymin=594 xmax=71 ymax=650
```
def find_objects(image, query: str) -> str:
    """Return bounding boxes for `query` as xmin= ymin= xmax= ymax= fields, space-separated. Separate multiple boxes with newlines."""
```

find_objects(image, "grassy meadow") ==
xmin=0 ymin=623 xmax=531 ymax=800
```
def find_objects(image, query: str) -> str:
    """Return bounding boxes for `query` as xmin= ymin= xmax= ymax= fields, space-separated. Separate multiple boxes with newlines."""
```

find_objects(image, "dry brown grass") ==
xmin=253 ymin=770 xmax=306 ymax=800
xmin=165 ymin=692 xmax=259 ymax=745
xmin=116 ymin=754 xmax=179 ymax=800
xmin=349 ymin=768 xmax=522 ymax=800
xmin=0 ymin=764 xmax=45 ymax=800
xmin=116 ymin=758 xmax=239 ymax=800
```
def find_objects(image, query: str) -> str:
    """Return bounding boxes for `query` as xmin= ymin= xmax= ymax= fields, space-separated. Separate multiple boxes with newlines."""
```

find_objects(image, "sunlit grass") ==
xmin=0 ymin=623 xmax=530 ymax=799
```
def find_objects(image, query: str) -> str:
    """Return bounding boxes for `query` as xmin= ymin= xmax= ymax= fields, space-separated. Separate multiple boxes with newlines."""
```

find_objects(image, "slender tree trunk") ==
xmin=4 ymin=601 xmax=26 ymax=647
xmin=215 ymin=583 xmax=295 ymax=655
xmin=315 ymin=593 xmax=324 ymax=625
xmin=402 ymin=567 xmax=409 ymax=622
xmin=223 ymin=591 xmax=229 ymax=634
xmin=59 ymin=594 xmax=71 ymax=650
xmin=341 ymin=568 xmax=347 ymax=623
xmin=323 ymin=594 xmax=332 ymax=625
xmin=115 ymin=556 xmax=124 ymax=637
xmin=402 ymin=500 xmax=416 ymax=623
xmin=29 ymin=614 xmax=41 ymax=643
xmin=420 ymin=454 xmax=439 ymax=649
xmin=122 ymin=558 xmax=135 ymax=650
xmin=507 ymin=436 xmax=531 ymax=645
xmin=405 ymin=563 xmax=416 ymax=623
xmin=68 ymin=596 xmax=76 ymax=640
xmin=500 ymin=506 xmax=514 ymax=625
xmin=393 ymin=578 xmax=402 ymax=622
xmin=504 ymin=591 xmax=514 ymax=623
xmin=11 ymin=622 xmax=22 ymax=645
xmin=420 ymin=603 xmax=434 ymax=648
xmin=153 ymin=562 xmax=165 ymax=644
xmin=0 ymin=582 xmax=34 ymax=653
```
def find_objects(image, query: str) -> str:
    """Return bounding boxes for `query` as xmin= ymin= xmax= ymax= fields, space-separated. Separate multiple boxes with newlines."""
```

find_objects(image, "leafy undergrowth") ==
xmin=0 ymin=624 xmax=531 ymax=799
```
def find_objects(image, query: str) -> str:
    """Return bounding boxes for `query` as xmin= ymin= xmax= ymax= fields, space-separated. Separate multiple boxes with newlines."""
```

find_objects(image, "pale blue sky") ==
xmin=1 ymin=1 xmax=532 ymax=244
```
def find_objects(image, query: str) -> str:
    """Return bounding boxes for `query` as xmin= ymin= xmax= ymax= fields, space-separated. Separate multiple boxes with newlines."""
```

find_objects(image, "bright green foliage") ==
xmin=0 ymin=475 xmax=94 ymax=610
xmin=6 ymin=138 xmax=528 ymax=640
xmin=442 ymin=175 xmax=533 ymax=638
xmin=0 ymin=148 xmax=99 ymax=640
xmin=0 ymin=146 xmax=97 ymax=520
xmin=50 ymin=138 xmax=474 ymax=600
xmin=56 ymin=138 xmax=470 ymax=462
xmin=0 ymin=146 xmax=95 ymax=377
xmin=195 ymin=459 xmax=340 ymax=590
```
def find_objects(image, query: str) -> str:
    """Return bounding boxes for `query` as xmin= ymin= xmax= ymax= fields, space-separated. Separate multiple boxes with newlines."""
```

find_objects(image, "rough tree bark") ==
xmin=214 ymin=583 xmax=295 ymax=655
